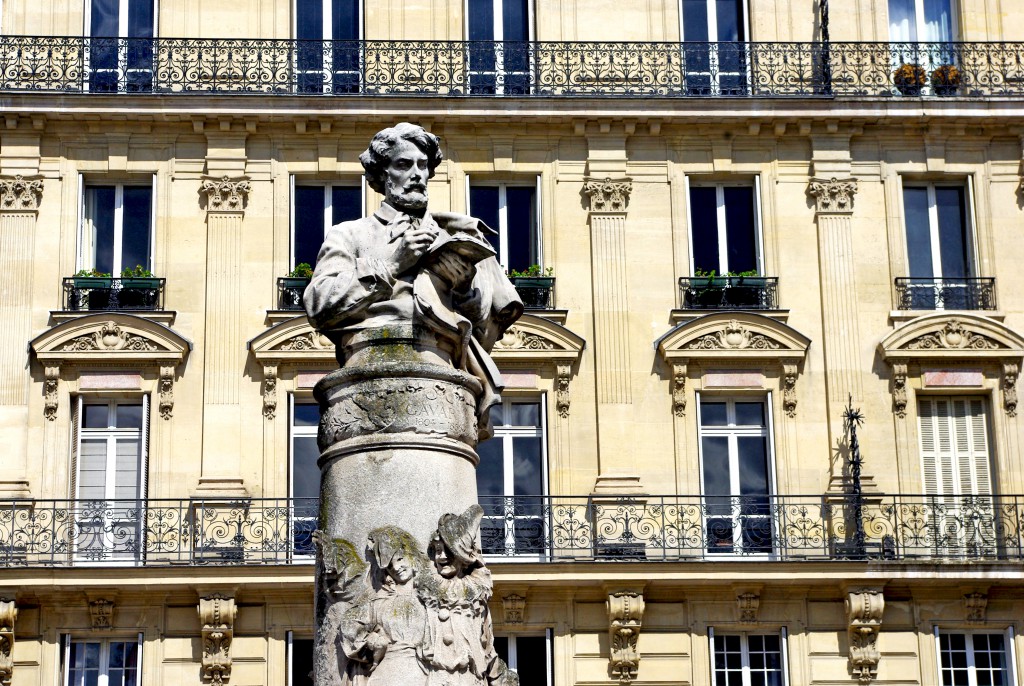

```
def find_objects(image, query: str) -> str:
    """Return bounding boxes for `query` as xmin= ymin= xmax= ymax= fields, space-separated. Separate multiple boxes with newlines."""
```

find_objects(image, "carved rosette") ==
xmin=1003 ymin=362 xmax=1018 ymax=417
xmin=608 ymin=590 xmax=645 ymax=685
xmin=502 ymin=593 xmax=526 ymax=625
xmin=43 ymin=364 xmax=59 ymax=421
xmin=736 ymin=592 xmax=760 ymax=625
xmin=199 ymin=594 xmax=237 ymax=685
xmin=0 ymin=174 xmax=43 ymax=212
xmin=809 ymin=177 xmax=858 ymax=214
xmin=0 ymin=599 xmax=15 ymax=686
xmin=672 ymin=362 xmax=687 ymax=417
xmin=846 ymin=588 xmax=884 ymax=684
xmin=159 ymin=365 xmax=175 ymax=420
xmin=584 ymin=177 xmax=632 ymax=213
xmin=89 ymin=598 xmax=115 ymax=629
xmin=890 ymin=360 xmax=908 ymax=419
xmin=556 ymin=363 xmax=571 ymax=418
xmin=963 ymin=592 xmax=988 ymax=624
xmin=200 ymin=175 xmax=251 ymax=213
xmin=263 ymin=364 xmax=279 ymax=419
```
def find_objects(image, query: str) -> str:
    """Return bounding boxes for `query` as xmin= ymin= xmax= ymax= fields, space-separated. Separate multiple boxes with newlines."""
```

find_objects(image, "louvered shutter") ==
xmin=918 ymin=397 xmax=957 ymax=497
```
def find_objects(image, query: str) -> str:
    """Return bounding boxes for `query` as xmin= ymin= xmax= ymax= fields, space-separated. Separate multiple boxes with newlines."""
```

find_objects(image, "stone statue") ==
xmin=305 ymin=124 xmax=523 ymax=686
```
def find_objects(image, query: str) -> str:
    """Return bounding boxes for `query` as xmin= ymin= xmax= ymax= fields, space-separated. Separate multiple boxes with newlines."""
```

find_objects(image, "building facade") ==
xmin=1 ymin=0 xmax=1024 ymax=684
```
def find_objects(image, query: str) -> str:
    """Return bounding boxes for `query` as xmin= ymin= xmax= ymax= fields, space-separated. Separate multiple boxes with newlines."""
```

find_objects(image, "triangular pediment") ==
xmin=248 ymin=315 xmax=335 ymax=362
xmin=491 ymin=314 xmax=585 ymax=361
xmin=657 ymin=312 xmax=810 ymax=362
xmin=879 ymin=313 xmax=1024 ymax=360
xmin=31 ymin=313 xmax=191 ymax=364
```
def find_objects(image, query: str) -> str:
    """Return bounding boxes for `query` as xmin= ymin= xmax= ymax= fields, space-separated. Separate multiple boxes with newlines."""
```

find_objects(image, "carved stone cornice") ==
xmin=584 ymin=177 xmax=632 ymax=213
xmin=200 ymin=175 xmax=251 ymax=213
xmin=0 ymin=174 xmax=43 ymax=212
xmin=846 ymin=588 xmax=884 ymax=684
xmin=199 ymin=594 xmax=237 ymax=685
xmin=607 ymin=590 xmax=645 ymax=684
xmin=809 ymin=177 xmax=857 ymax=214
xmin=0 ymin=599 xmax=15 ymax=686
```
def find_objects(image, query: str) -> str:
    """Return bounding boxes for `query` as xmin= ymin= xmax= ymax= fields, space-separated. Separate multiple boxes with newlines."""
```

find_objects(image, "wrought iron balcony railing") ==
xmin=4 ymin=38 xmax=1024 ymax=98
xmin=63 ymin=276 xmax=165 ymax=311
xmin=277 ymin=276 xmax=310 ymax=311
xmin=679 ymin=276 xmax=779 ymax=310
xmin=1 ymin=494 xmax=1023 ymax=567
xmin=894 ymin=277 xmax=996 ymax=311
xmin=511 ymin=276 xmax=555 ymax=309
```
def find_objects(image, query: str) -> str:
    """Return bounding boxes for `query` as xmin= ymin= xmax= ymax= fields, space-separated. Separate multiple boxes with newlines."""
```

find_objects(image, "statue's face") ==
xmin=431 ymin=538 xmax=463 ymax=579
xmin=386 ymin=550 xmax=415 ymax=585
xmin=383 ymin=139 xmax=429 ymax=211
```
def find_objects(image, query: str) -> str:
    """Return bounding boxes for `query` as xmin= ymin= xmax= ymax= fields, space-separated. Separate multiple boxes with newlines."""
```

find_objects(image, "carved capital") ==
xmin=890 ymin=360 xmax=908 ymax=419
xmin=0 ymin=174 xmax=43 ymax=212
xmin=159 ymin=364 xmax=175 ymax=420
xmin=608 ymin=590 xmax=645 ymax=684
xmin=43 ymin=364 xmax=60 ymax=421
xmin=199 ymin=594 xmax=237 ymax=685
xmin=263 ymin=364 xmax=278 ymax=420
xmin=963 ymin=592 xmax=988 ymax=624
xmin=809 ymin=177 xmax=857 ymax=214
xmin=672 ymin=362 xmax=687 ymax=417
xmin=0 ymin=599 xmax=16 ymax=686
xmin=502 ymin=593 xmax=526 ymax=625
xmin=1003 ymin=362 xmax=1018 ymax=417
xmin=89 ymin=598 xmax=115 ymax=630
xmin=555 ymin=362 xmax=571 ymax=418
xmin=782 ymin=362 xmax=798 ymax=418
xmin=846 ymin=588 xmax=884 ymax=684
xmin=736 ymin=592 xmax=760 ymax=625
xmin=584 ymin=177 xmax=632 ymax=213
xmin=200 ymin=175 xmax=251 ymax=213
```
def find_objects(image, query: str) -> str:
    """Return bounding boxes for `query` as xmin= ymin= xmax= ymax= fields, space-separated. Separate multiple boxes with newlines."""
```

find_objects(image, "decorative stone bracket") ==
xmin=199 ymin=594 xmax=237 ymax=685
xmin=0 ymin=174 xmax=43 ymax=212
xmin=200 ymin=175 xmax=251 ymax=213
xmin=0 ymin=599 xmax=15 ymax=686
xmin=846 ymin=588 xmax=884 ymax=684
xmin=963 ymin=591 xmax=988 ymax=624
xmin=584 ymin=177 xmax=632 ymax=213
xmin=736 ymin=592 xmax=761 ymax=625
xmin=808 ymin=177 xmax=858 ymax=214
xmin=608 ymin=590 xmax=645 ymax=684
xmin=502 ymin=593 xmax=526 ymax=625
xmin=89 ymin=598 xmax=115 ymax=629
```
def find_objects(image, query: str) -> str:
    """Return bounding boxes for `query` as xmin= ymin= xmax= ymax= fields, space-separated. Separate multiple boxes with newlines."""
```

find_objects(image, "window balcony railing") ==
xmin=4 ymin=38 xmax=1024 ymax=98
xmin=277 ymin=276 xmax=310 ymax=311
xmin=63 ymin=276 xmax=165 ymax=311
xmin=510 ymin=276 xmax=555 ymax=309
xmin=894 ymin=277 xmax=996 ymax=311
xmin=679 ymin=276 xmax=779 ymax=310
xmin=2 ymin=494 xmax=1023 ymax=567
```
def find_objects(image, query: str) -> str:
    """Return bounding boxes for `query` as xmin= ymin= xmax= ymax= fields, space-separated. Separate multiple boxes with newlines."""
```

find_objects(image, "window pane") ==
xmin=737 ymin=436 xmax=769 ymax=497
xmin=332 ymin=0 xmax=359 ymax=40
xmin=295 ymin=186 xmax=327 ymax=269
xmin=86 ymin=186 xmax=116 ymax=275
xmin=702 ymin=436 xmax=731 ymax=499
xmin=113 ymin=438 xmax=141 ymax=500
xmin=468 ymin=0 xmax=495 ymax=40
xmin=922 ymin=0 xmax=953 ymax=42
xmin=700 ymin=402 xmax=728 ymax=426
xmin=127 ymin=0 xmax=155 ymax=38
xmin=935 ymin=187 xmax=969 ymax=279
xmin=723 ymin=187 xmax=757 ymax=274
xmin=79 ymin=439 xmax=109 ymax=500
xmin=494 ymin=636 xmax=509 ymax=665
xmin=682 ymin=0 xmax=710 ymax=41
xmin=470 ymin=186 xmax=501 ymax=257
xmin=90 ymin=0 xmax=118 ymax=36
xmin=296 ymin=0 xmax=324 ymax=40
xmin=115 ymin=403 xmax=143 ymax=429
xmin=888 ymin=0 xmax=916 ymax=40
xmin=505 ymin=186 xmax=537 ymax=273
xmin=508 ymin=402 xmax=539 ymax=427
xmin=689 ymin=186 xmax=719 ymax=274
xmin=715 ymin=0 xmax=743 ymax=41
xmin=512 ymin=436 xmax=542 ymax=497
xmin=502 ymin=0 xmax=530 ymax=41
xmin=293 ymin=436 xmax=321 ymax=500
xmin=121 ymin=186 xmax=152 ymax=273
xmin=331 ymin=186 xmax=362 ymax=225
xmin=294 ymin=403 xmax=321 ymax=427
xmin=903 ymin=187 xmax=934 ymax=277
xmin=292 ymin=638 xmax=314 ymax=685
xmin=475 ymin=438 xmax=505 ymax=503
xmin=84 ymin=403 xmax=110 ymax=428
xmin=734 ymin=402 xmax=764 ymax=427
xmin=514 ymin=636 xmax=549 ymax=684
xmin=488 ymin=402 xmax=505 ymax=428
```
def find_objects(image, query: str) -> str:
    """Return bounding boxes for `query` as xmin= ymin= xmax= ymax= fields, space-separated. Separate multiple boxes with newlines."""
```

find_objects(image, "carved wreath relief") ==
xmin=315 ymin=505 xmax=518 ymax=686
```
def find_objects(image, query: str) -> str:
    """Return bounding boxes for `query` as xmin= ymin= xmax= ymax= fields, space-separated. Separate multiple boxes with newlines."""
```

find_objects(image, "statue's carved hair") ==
xmin=359 ymin=122 xmax=443 ymax=194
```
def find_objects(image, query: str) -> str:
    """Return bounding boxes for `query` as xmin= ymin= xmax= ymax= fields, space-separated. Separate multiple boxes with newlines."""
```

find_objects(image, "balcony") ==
xmin=3 ymin=38 xmax=1024 ymax=98
xmin=277 ymin=276 xmax=310 ymax=311
xmin=1 ymin=494 xmax=1022 ymax=567
xmin=679 ymin=276 xmax=778 ymax=310
xmin=894 ymin=277 xmax=996 ymax=311
xmin=63 ymin=276 xmax=165 ymax=311
xmin=511 ymin=276 xmax=555 ymax=309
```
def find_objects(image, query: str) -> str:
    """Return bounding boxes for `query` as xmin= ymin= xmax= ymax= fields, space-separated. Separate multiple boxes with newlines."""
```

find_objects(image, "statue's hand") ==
xmin=388 ymin=226 xmax=436 ymax=276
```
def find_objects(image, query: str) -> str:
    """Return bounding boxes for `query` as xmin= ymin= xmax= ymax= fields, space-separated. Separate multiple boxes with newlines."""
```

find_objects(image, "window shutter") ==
xmin=140 ymin=395 xmax=150 ymax=501
xmin=70 ymin=396 xmax=82 ymax=499
xmin=918 ymin=398 xmax=941 ymax=495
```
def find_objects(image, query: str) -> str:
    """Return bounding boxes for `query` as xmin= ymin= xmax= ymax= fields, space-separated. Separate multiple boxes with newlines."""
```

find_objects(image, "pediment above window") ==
xmin=31 ymin=313 xmax=191 ymax=364
xmin=656 ymin=312 xmax=810 ymax=362
xmin=248 ymin=315 xmax=335 ymax=364
xmin=491 ymin=314 xmax=586 ymax=363
xmin=879 ymin=313 xmax=1024 ymax=361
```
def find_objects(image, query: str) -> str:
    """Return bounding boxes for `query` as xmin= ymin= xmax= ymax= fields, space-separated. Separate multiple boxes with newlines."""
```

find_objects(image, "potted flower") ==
xmin=117 ymin=265 xmax=161 ymax=309
xmin=509 ymin=265 xmax=555 ymax=309
xmin=686 ymin=269 xmax=728 ymax=308
xmin=931 ymin=64 xmax=960 ymax=96
xmin=893 ymin=63 xmax=927 ymax=96
xmin=279 ymin=263 xmax=314 ymax=309
xmin=72 ymin=268 xmax=112 ymax=289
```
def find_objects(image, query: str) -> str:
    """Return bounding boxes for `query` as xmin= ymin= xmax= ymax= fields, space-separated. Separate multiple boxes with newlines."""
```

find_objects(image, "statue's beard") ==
xmin=386 ymin=181 xmax=428 ymax=211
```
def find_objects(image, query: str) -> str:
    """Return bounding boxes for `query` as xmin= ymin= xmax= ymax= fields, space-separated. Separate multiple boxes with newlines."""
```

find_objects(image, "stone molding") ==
xmin=808 ymin=177 xmax=857 ymax=214
xmin=607 ymin=590 xmax=645 ymax=684
xmin=89 ymin=598 xmax=115 ymax=629
xmin=846 ymin=588 xmax=884 ymax=684
xmin=198 ymin=594 xmax=237 ymax=685
xmin=200 ymin=175 xmax=251 ymax=213
xmin=0 ymin=174 xmax=43 ymax=212
xmin=584 ymin=177 xmax=632 ymax=213
xmin=502 ymin=593 xmax=526 ymax=625
xmin=0 ymin=599 xmax=15 ymax=686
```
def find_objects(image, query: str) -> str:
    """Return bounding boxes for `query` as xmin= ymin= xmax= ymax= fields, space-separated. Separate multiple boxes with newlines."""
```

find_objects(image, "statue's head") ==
xmin=429 ymin=504 xmax=484 ymax=579
xmin=367 ymin=525 xmax=424 ymax=586
xmin=359 ymin=123 xmax=443 ymax=212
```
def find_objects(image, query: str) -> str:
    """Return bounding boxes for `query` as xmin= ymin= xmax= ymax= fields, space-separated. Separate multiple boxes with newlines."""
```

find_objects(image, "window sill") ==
xmin=889 ymin=309 xmax=1005 ymax=325
xmin=670 ymin=308 xmax=790 ymax=326
xmin=50 ymin=310 xmax=177 ymax=326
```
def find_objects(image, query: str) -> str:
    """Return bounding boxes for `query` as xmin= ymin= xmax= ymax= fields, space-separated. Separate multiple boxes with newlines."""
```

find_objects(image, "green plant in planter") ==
xmin=120 ymin=264 xmax=154 ymax=278
xmin=288 ymin=262 xmax=314 ymax=279
xmin=508 ymin=264 xmax=553 ymax=278
xmin=74 ymin=268 xmax=112 ymax=278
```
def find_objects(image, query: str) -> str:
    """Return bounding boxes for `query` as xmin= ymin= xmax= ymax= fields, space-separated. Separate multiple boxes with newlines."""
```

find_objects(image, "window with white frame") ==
xmin=467 ymin=0 xmax=533 ymax=94
xmin=64 ymin=636 xmax=143 ymax=686
xmin=468 ymin=181 xmax=540 ymax=273
xmin=476 ymin=398 xmax=547 ymax=557
xmin=292 ymin=182 xmax=363 ymax=269
xmin=287 ymin=632 xmax=314 ymax=686
xmin=75 ymin=398 xmax=148 ymax=562
xmin=901 ymin=183 xmax=976 ymax=309
xmin=937 ymin=630 xmax=1014 ymax=686
xmin=710 ymin=630 xmax=788 ymax=686
xmin=680 ymin=0 xmax=749 ymax=95
xmin=295 ymin=0 xmax=362 ymax=93
xmin=698 ymin=397 xmax=774 ymax=555
xmin=494 ymin=632 xmax=552 ymax=685
xmin=688 ymin=183 xmax=761 ymax=277
xmin=888 ymin=0 xmax=955 ymax=42
xmin=291 ymin=400 xmax=321 ymax=556
xmin=81 ymin=183 xmax=154 ymax=277
xmin=88 ymin=0 xmax=155 ymax=93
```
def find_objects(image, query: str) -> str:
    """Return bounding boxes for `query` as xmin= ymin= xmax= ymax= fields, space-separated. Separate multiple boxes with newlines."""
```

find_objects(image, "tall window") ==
xmin=467 ymin=0 xmax=532 ymax=94
xmin=710 ymin=631 xmax=787 ymax=686
xmin=689 ymin=184 xmax=760 ymax=276
xmin=699 ymin=398 xmax=773 ymax=555
xmin=75 ymin=399 xmax=147 ymax=563
xmin=65 ymin=637 xmax=142 ymax=686
xmin=902 ymin=184 xmax=974 ymax=308
xmin=293 ymin=183 xmax=362 ymax=269
xmin=88 ymin=0 xmax=154 ymax=92
xmin=468 ymin=182 xmax=539 ymax=273
xmin=295 ymin=0 xmax=361 ymax=93
xmin=291 ymin=401 xmax=321 ymax=556
xmin=494 ymin=633 xmax=552 ymax=685
xmin=82 ymin=184 xmax=153 ymax=276
xmin=937 ymin=631 xmax=1013 ymax=686
xmin=287 ymin=632 xmax=314 ymax=686
xmin=681 ymin=0 xmax=748 ymax=95
xmin=476 ymin=398 xmax=546 ymax=557
xmin=888 ymin=0 xmax=955 ymax=42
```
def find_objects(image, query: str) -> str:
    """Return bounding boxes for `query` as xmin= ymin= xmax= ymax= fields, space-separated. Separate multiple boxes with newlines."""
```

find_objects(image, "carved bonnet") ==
xmin=434 ymin=504 xmax=485 ymax=566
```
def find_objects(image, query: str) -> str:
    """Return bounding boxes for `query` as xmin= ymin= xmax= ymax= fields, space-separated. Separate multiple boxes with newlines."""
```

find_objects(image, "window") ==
xmin=291 ymin=400 xmax=321 ymax=556
xmin=64 ymin=637 xmax=142 ymax=686
xmin=476 ymin=398 xmax=547 ymax=557
xmin=688 ymin=183 xmax=760 ymax=277
xmin=494 ymin=632 xmax=552 ymax=685
xmin=88 ymin=0 xmax=154 ymax=92
xmin=888 ymin=0 xmax=955 ymax=42
xmin=710 ymin=630 xmax=787 ymax=686
xmin=937 ymin=631 xmax=1014 ymax=686
xmin=468 ymin=182 xmax=539 ymax=273
xmin=295 ymin=0 xmax=361 ymax=93
xmin=901 ymin=184 xmax=976 ymax=309
xmin=287 ymin=632 xmax=314 ymax=686
xmin=292 ymin=183 xmax=363 ymax=269
xmin=467 ymin=0 xmax=532 ymax=94
xmin=81 ymin=183 xmax=154 ymax=276
xmin=681 ymin=0 xmax=748 ymax=95
xmin=698 ymin=398 xmax=773 ymax=555
xmin=74 ymin=398 xmax=148 ymax=563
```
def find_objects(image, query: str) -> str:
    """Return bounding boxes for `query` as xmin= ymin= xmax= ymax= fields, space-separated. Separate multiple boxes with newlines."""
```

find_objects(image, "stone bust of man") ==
xmin=303 ymin=123 xmax=523 ymax=438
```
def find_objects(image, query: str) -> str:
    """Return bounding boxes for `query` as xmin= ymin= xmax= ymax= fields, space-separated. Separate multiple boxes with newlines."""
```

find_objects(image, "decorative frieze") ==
xmin=0 ymin=599 xmax=15 ymax=686
xmin=61 ymin=322 xmax=159 ymax=352
xmin=607 ymin=590 xmax=645 ymax=684
xmin=808 ymin=177 xmax=857 ymax=214
xmin=891 ymin=360 xmax=908 ymax=419
xmin=89 ymin=598 xmax=115 ymax=629
xmin=199 ymin=593 xmax=237 ymax=685
xmin=584 ymin=177 xmax=632 ymax=212
xmin=0 ymin=174 xmax=43 ymax=212
xmin=502 ymin=593 xmax=526 ymax=625
xmin=846 ymin=588 xmax=884 ymax=684
xmin=685 ymin=320 xmax=782 ymax=351
xmin=905 ymin=320 xmax=1001 ymax=351
xmin=493 ymin=326 xmax=555 ymax=351
xmin=200 ymin=175 xmax=251 ymax=213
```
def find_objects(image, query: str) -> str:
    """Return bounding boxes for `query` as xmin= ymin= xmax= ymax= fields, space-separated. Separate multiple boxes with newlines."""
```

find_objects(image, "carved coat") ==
xmin=342 ymin=583 xmax=429 ymax=686
xmin=419 ymin=566 xmax=497 ymax=685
